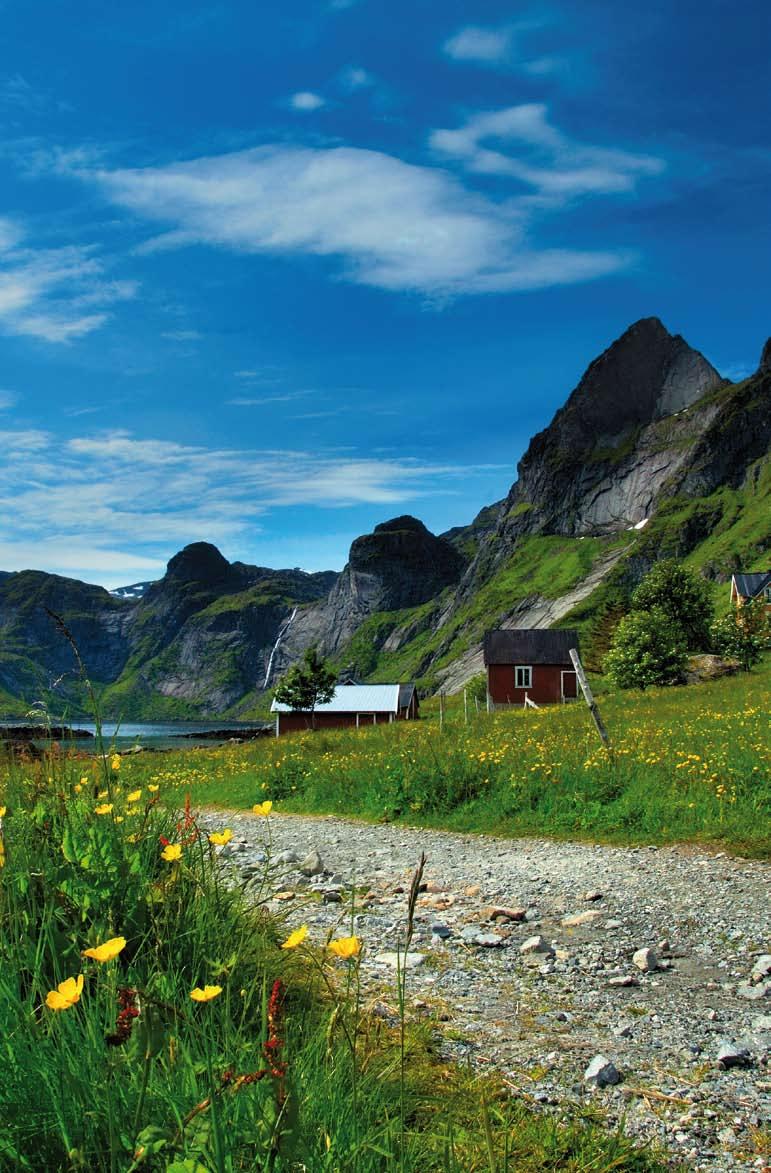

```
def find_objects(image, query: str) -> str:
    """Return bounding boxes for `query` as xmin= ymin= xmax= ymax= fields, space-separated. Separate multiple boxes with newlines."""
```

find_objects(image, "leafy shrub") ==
xmin=604 ymin=607 xmax=688 ymax=689
xmin=631 ymin=559 xmax=713 ymax=649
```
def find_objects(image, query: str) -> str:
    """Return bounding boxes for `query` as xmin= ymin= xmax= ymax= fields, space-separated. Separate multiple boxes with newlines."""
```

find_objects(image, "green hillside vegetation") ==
xmin=109 ymin=658 xmax=771 ymax=860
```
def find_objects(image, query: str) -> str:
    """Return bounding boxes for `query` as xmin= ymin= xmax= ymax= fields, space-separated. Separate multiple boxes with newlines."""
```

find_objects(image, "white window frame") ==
xmin=515 ymin=665 xmax=532 ymax=689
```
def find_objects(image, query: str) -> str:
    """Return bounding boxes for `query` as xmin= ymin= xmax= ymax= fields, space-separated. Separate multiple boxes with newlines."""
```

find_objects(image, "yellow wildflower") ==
xmin=0 ymin=806 xmax=6 ymax=818
xmin=110 ymin=754 xmax=121 ymax=771
xmin=281 ymin=925 xmax=308 ymax=950
xmin=148 ymin=784 xmax=159 ymax=793
xmin=252 ymin=801 xmax=273 ymax=817
xmin=126 ymin=789 xmax=142 ymax=803
xmin=79 ymin=776 xmax=89 ymax=787
xmin=190 ymin=985 xmax=222 ymax=1002
xmin=161 ymin=844 xmax=182 ymax=862
xmin=82 ymin=936 xmax=126 ymax=963
xmin=46 ymin=974 xmax=84 ymax=1011
xmin=94 ymin=803 xmax=113 ymax=815
xmin=328 ymin=936 xmax=361 ymax=959
xmin=208 ymin=829 xmax=233 ymax=846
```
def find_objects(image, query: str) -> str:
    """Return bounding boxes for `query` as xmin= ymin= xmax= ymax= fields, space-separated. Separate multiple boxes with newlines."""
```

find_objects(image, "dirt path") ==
xmin=203 ymin=810 xmax=771 ymax=1171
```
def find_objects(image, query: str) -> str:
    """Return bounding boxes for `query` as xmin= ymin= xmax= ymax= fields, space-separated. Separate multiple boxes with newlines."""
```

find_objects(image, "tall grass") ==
xmin=124 ymin=658 xmax=771 ymax=859
xmin=0 ymin=744 xmax=664 ymax=1171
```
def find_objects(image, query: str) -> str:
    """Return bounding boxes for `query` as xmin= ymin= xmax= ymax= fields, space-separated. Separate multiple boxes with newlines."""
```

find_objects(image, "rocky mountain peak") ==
xmin=165 ymin=542 xmax=232 ymax=585
xmin=489 ymin=318 xmax=724 ymax=541
xmin=559 ymin=316 xmax=721 ymax=435
xmin=373 ymin=515 xmax=430 ymax=536
xmin=758 ymin=338 xmax=771 ymax=375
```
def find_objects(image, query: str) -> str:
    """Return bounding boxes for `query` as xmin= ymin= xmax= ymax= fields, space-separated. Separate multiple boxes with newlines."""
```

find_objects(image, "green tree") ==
xmin=273 ymin=647 xmax=337 ymax=730
xmin=631 ymin=560 xmax=713 ymax=649
xmin=604 ymin=607 xmax=688 ymax=690
xmin=710 ymin=598 xmax=770 ymax=671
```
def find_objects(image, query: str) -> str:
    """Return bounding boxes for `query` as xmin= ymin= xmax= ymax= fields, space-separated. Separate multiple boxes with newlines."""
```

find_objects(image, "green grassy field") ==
xmin=0 ymin=747 xmax=665 ymax=1171
xmin=104 ymin=657 xmax=771 ymax=860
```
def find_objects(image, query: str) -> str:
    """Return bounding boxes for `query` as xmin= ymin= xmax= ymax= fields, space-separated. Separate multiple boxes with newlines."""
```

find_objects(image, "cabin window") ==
xmin=515 ymin=666 xmax=532 ymax=689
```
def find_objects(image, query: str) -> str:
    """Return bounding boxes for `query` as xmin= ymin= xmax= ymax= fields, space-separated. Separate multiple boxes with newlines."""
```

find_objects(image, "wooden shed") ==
xmin=271 ymin=682 xmax=418 ymax=735
xmin=483 ymin=629 xmax=579 ymax=706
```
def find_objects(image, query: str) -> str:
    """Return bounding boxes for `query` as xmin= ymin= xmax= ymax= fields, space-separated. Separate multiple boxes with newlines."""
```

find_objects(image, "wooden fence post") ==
xmin=569 ymin=648 xmax=611 ymax=749
xmin=463 ymin=688 xmax=468 ymax=725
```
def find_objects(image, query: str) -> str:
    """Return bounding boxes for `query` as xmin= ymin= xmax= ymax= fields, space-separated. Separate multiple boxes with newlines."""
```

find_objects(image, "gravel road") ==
xmin=202 ymin=809 xmax=771 ymax=1171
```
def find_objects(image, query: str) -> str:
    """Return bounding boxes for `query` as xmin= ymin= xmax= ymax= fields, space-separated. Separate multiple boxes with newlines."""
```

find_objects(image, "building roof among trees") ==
xmin=483 ymin=629 xmax=579 ymax=666
xmin=272 ymin=683 xmax=410 ymax=713
xmin=732 ymin=571 xmax=771 ymax=599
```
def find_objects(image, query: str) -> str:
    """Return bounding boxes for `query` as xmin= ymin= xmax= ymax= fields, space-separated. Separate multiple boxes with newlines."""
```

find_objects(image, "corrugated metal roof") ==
xmin=398 ymin=682 xmax=416 ymax=708
xmin=271 ymin=683 xmax=402 ymax=713
xmin=483 ymin=628 xmax=579 ymax=666
xmin=732 ymin=572 xmax=771 ymax=599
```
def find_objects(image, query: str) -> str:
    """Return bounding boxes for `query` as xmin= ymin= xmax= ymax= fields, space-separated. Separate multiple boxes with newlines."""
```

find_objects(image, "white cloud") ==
xmin=443 ymin=25 xmax=513 ymax=64
xmin=339 ymin=66 xmax=374 ymax=91
xmin=0 ymin=539 xmax=166 ymax=583
xmin=0 ymin=424 xmax=502 ymax=584
xmin=430 ymin=104 xmax=664 ymax=197
xmin=0 ymin=389 xmax=16 ymax=410
xmin=86 ymin=142 xmax=632 ymax=296
xmin=289 ymin=91 xmax=326 ymax=112
xmin=0 ymin=217 xmax=136 ymax=342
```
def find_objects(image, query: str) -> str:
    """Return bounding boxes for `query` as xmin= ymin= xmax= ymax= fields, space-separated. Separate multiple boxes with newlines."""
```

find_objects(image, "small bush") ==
xmin=604 ymin=607 xmax=688 ymax=689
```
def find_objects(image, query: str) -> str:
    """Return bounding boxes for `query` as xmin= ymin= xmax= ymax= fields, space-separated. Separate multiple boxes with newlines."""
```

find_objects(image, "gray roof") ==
xmin=272 ymin=683 xmax=411 ymax=714
xmin=732 ymin=572 xmax=771 ymax=599
xmin=483 ymin=628 xmax=579 ymax=666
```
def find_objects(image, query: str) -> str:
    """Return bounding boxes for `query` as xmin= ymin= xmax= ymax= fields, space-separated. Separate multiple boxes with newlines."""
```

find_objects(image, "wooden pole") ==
xmin=439 ymin=691 xmax=445 ymax=733
xmin=463 ymin=688 xmax=468 ymax=725
xmin=569 ymin=648 xmax=611 ymax=749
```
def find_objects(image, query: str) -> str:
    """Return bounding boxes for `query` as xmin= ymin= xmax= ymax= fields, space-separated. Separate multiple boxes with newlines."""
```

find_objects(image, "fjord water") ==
xmin=0 ymin=720 xmax=271 ymax=751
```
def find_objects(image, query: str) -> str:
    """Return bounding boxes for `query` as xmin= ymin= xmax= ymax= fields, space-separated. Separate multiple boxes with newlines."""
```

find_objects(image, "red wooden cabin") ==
xmin=483 ymin=629 xmax=579 ymax=706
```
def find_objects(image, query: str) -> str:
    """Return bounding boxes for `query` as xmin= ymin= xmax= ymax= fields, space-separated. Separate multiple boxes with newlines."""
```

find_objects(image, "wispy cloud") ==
xmin=338 ymin=66 xmax=374 ymax=91
xmin=443 ymin=25 xmax=514 ymax=64
xmin=430 ymin=104 xmax=664 ymax=197
xmin=289 ymin=91 xmax=326 ymax=112
xmin=226 ymin=390 xmax=315 ymax=406
xmin=0 ymin=425 xmax=499 ymax=582
xmin=0 ymin=215 xmax=136 ymax=342
xmin=161 ymin=328 xmax=202 ymax=341
xmin=84 ymin=142 xmax=634 ymax=297
xmin=0 ymin=389 xmax=17 ymax=410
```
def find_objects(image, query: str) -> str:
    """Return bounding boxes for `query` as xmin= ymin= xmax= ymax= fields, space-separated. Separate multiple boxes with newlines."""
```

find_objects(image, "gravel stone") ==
xmin=584 ymin=1054 xmax=621 ymax=1087
xmin=197 ymin=808 xmax=771 ymax=1171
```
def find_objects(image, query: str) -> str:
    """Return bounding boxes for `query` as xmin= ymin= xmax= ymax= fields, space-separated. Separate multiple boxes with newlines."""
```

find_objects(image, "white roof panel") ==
xmin=271 ymin=683 xmax=401 ymax=714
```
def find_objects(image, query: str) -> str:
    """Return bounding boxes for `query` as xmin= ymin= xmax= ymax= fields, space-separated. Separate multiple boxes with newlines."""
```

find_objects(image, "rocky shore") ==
xmin=201 ymin=810 xmax=770 ymax=1171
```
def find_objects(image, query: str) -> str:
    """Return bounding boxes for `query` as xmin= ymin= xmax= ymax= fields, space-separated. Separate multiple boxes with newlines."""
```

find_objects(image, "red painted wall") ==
xmin=487 ymin=664 xmax=576 ymax=705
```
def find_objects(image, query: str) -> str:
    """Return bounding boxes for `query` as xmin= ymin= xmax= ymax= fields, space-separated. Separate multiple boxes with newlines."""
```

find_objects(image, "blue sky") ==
xmin=1 ymin=0 xmax=769 ymax=588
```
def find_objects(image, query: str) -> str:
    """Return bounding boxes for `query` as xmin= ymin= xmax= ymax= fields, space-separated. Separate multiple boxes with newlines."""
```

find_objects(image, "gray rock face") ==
xmin=496 ymin=317 xmax=723 ymax=540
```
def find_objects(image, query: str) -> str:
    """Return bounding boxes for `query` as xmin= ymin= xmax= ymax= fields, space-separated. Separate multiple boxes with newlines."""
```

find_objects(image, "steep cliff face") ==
xmin=0 ymin=571 xmax=132 ymax=702
xmin=496 ymin=317 xmax=723 ymax=542
xmin=266 ymin=516 xmax=466 ymax=680
xmin=321 ymin=516 xmax=465 ymax=651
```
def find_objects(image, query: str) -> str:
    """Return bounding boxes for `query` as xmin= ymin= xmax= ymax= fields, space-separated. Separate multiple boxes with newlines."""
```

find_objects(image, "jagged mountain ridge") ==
xmin=1 ymin=318 xmax=769 ymax=716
